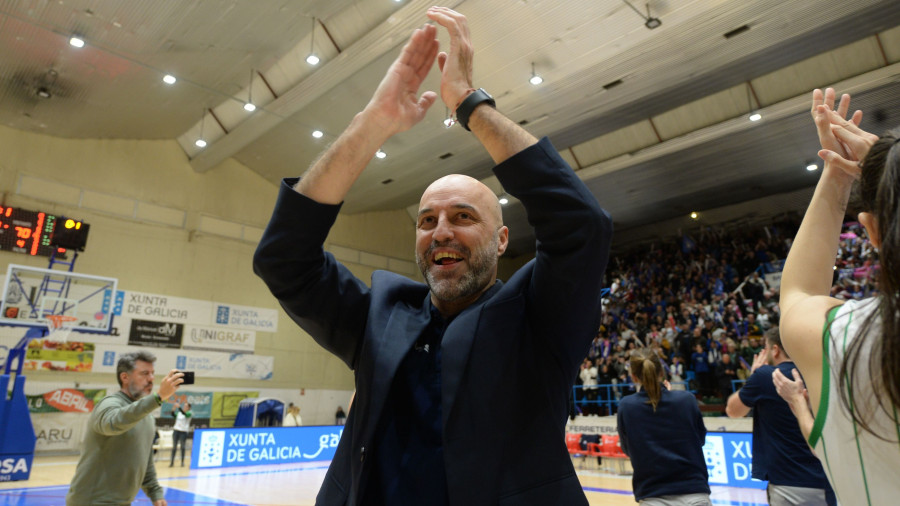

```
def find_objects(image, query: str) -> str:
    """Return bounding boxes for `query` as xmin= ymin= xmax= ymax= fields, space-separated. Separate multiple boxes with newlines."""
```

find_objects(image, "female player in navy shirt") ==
xmin=618 ymin=348 xmax=711 ymax=505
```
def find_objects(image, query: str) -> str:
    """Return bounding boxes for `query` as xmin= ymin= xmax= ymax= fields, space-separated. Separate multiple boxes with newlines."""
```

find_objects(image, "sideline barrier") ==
xmin=191 ymin=425 xmax=343 ymax=469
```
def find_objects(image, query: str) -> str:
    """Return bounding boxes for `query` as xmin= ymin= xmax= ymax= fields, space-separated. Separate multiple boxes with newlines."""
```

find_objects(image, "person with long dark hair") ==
xmin=780 ymin=87 xmax=900 ymax=504
xmin=617 ymin=348 xmax=710 ymax=505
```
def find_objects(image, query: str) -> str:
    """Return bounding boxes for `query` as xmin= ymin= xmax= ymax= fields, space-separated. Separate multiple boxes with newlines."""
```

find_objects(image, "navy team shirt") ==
xmin=738 ymin=361 xmax=829 ymax=488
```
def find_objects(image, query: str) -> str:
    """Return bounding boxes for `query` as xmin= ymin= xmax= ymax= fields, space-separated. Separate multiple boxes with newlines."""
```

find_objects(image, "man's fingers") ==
xmin=418 ymin=91 xmax=438 ymax=114
xmin=437 ymin=52 xmax=447 ymax=73
xmin=791 ymin=368 xmax=803 ymax=384
xmin=851 ymin=109 xmax=863 ymax=126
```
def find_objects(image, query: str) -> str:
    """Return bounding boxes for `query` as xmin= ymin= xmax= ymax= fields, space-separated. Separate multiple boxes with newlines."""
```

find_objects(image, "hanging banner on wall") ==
xmin=119 ymin=291 xmax=211 ymax=325
xmin=209 ymin=392 xmax=258 ymax=428
xmin=182 ymin=325 xmax=255 ymax=354
xmin=27 ymin=388 xmax=107 ymax=413
xmin=114 ymin=290 xmax=278 ymax=333
xmin=93 ymin=345 xmax=273 ymax=380
xmin=32 ymin=413 xmax=89 ymax=453
xmin=23 ymin=340 xmax=94 ymax=373
xmin=161 ymin=391 xmax=213 ymax=419
xmin=127 ymin=319 xmax=184 ymax=348
xmin=212 ymin=302 xmax=279 ymax=332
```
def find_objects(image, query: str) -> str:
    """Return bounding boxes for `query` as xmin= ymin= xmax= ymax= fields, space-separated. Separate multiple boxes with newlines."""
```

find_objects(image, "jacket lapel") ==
xmin=367 ymin=299 xmax=431 ymax=427
xmin=440 ymin=281 xmax=504 ymax=429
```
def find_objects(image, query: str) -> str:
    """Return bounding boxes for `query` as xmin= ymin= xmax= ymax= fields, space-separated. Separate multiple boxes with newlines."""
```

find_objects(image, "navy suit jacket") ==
xmin=254 ymin=138 xmax=612 ymax=505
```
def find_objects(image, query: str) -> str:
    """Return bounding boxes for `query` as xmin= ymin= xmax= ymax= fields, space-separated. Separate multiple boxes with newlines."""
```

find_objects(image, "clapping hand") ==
xmin=811 ymin=88 xmax=879 ymax=179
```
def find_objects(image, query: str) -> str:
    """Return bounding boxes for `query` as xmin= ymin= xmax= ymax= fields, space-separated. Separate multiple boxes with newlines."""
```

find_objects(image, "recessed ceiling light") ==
xmin=195 ymin=139 xmax=207 ymax=148
xmin=499 ymin=196 xmax=509 ymax=205
xmin=690 ymin=212 xmax=699 ymax=220
xmin=244 ymin=102 xmax=256 ymax=112
xmin=375 ymin=149 xmax=387 ymax=159
xmin=748 ymin=112 xmax=762 ymax=122
xmin=806 ymin=163 xmax=818 ymax=171
xmin=163 ymin=74 xmax=177 ymax=85
xmin=69 ymin=36 xmax=85 ymax=48
xmin=306 ymin=54 xmax=320 ymax=66
xmin=529 ymin=75 xmax=543 ymax=85
xmin=312 ymin=130 xmax=324 ymax=139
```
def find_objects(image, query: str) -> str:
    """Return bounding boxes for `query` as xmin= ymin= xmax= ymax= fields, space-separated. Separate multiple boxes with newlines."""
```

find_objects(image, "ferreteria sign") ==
xmin=192 ymin=426 xmax=343 ymax=469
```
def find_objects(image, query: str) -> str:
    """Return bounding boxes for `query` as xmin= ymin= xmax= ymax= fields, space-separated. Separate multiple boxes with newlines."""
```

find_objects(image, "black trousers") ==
xmin=171 ymin=430 xmax=188 ymax=465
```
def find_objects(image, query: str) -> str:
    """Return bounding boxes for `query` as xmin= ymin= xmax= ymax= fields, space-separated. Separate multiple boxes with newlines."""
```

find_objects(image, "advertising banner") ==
xmin=32 ymin=413 xmax=89 ymax=453
xmin=212 ymin=303 xmax=278 ymax=332
xmin=94 ymin=345 xmax=273 ymax=381
xmin=23 ymin=340 xmax=94 ymax=373
xmin=182 ymin=325 xmax=255 ymax=354
xmin=128 ymin=319 xmax=184 ymax=348
xmin=119 ymin=291 xmax=211 ymax=325
xmin=191 ymin=426 xmax=343 ymax=469
xmin=210 ymin=392 xmax=258 ymax=428
xmin=703 ymin=432 xmax=767 ymax=490
xmin=162 ymin=391 xmax=213 ymax=419
xmin=27 ymin=388 xmax=106 ymax=413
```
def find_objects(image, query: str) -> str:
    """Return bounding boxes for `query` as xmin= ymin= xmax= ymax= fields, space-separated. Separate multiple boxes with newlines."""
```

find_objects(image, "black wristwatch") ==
xmin=456 ymin=88 xmax=496 ymax=131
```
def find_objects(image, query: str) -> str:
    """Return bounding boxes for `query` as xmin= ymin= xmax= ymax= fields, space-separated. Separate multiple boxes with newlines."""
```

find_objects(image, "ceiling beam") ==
xmin=189 ymin=0 xmax=464 ymax=173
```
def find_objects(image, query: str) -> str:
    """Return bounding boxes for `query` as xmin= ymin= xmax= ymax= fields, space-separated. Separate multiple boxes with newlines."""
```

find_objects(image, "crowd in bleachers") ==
xmin=572 ymin=216 xmax=879 ymax=416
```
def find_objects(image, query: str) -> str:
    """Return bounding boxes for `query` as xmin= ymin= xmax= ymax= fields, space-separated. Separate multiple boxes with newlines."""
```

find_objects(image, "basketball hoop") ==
xmin=44 ymin=314 xmax=78 ymax=343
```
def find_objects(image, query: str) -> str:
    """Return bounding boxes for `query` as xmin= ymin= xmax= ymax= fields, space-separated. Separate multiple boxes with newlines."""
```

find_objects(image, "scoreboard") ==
xmin=0 ymin=206 xmax=90 ymax=257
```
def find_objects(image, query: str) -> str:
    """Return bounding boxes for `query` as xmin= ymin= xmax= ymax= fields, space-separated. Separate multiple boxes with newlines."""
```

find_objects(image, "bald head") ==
xmin=419 ymin=174 xmax=503 ymax=228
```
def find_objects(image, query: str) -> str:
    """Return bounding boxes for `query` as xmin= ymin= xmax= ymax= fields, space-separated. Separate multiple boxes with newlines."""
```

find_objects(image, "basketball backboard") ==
xmin=0 ymin=264 xmax=117 ymax=334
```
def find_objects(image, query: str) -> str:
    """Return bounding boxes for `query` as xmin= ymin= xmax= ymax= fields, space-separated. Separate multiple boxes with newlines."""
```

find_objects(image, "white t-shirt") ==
xmin=173 ymin=408 xmax=191 ymax=432
xmin=812 ymin=298 xmax=900 ymax=505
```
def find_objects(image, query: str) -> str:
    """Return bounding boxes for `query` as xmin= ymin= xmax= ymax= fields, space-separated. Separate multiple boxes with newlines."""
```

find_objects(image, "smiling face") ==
xmin=415 ymin=175 xmax=508 ymax=315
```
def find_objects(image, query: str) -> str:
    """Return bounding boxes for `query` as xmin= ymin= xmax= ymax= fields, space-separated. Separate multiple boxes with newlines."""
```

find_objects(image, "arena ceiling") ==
xmin=1 ymin=0 xmax=899 ymax=257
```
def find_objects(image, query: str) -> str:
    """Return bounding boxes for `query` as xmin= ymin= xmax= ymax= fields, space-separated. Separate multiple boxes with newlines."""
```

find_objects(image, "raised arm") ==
xmin=426 ymin=7 xmax=537 ymax=162
xmin=293 ymin=23 xmax=440 ymax=203
xmin=779 ymin=89 xmax=876 ymax=395
xmin=92 ymin=371 xmax=181 ymax=436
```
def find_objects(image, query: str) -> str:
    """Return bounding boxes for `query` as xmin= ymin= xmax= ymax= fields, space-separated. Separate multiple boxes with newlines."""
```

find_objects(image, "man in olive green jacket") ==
xmin=66 ymin=351 xmax=185 ymax=505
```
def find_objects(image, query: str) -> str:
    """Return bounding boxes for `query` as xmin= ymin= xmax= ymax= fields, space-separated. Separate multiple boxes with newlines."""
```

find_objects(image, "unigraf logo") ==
xmin=197 ymin=431 xmax=226 ymax=468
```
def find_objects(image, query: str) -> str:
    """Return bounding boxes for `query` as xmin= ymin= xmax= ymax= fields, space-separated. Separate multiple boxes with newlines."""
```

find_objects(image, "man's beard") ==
xmin=127 ymin=382 xmax=148 ymax=400
xmin=417 ymin=234 xmax=498 ymax=303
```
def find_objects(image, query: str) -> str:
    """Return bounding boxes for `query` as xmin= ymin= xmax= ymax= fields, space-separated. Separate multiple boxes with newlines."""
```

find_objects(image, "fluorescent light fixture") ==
xmin=69 ymin=36 xmax=85 ymax=48
xmin=312 ymin=130 xmax=324 ymax=139
xmin=375 ymin=149 xmax=387 ymax=159
xmin=163 ymin=74 xmax=177 ymax=85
